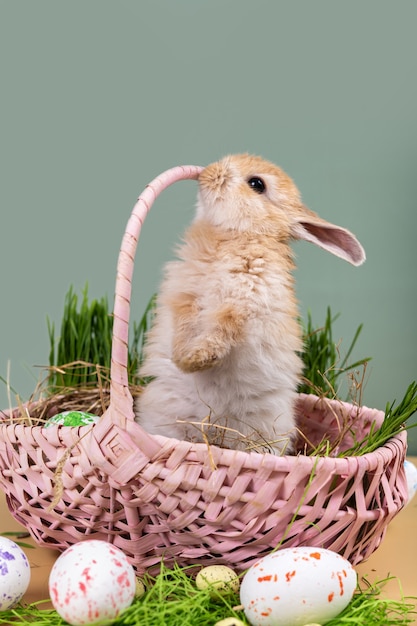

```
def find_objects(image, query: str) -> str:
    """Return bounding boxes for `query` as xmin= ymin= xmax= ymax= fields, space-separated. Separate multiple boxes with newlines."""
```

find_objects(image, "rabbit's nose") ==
xmin=199 ymin=162 xmax=233 ymax=195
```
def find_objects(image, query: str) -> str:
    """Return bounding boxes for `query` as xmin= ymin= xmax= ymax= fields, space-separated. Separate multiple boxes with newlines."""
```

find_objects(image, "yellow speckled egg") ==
xmin=214 ymin=618 xmax=246 ymax=626
xmin=135 ymin=578 xmax=146 ymax=598
xmin=196 ymin=565 xmax=239 ymax=597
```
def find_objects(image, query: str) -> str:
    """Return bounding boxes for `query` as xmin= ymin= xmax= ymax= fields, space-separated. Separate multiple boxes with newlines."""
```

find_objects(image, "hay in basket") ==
xmin=0 ymin=164 xmax=409 ymax=576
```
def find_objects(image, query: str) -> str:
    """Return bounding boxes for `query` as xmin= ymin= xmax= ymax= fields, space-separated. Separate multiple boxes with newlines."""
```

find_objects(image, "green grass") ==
xmin=298 ymin=307 xmax=417 ymax=456
xmin=47 ymin=285 xmax=156 ymax=390
xmin=298 ymin=306 xmax=371 ymax=401
xmin=0 ymin=567 xmax=415 ymax=625
xmin=340 ymin=381 xmax=417 ymax=457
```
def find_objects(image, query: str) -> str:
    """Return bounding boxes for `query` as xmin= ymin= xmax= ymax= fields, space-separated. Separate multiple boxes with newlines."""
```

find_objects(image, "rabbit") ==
xmin=135 ymin=153 xmax=366 ymax=454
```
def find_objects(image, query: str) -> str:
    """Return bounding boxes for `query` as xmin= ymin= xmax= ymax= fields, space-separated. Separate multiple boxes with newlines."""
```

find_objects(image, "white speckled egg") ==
xmin=196 ymin=565 xmax=239 ymax=597
xmin=0 ymin=536 xmax=31 ymax=610
xmin=404 ymin=459 xmax=417 ymax=504
xmin=240 ymin=547 xmax=356 ymax=626
xmin=49 ymin=540 xmax=136 ymax=626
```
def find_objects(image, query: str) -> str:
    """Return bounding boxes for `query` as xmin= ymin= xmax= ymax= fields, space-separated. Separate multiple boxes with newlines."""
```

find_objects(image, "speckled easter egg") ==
xmin=135 ymin=578 xmax=146 ymax=598
xmin=196 ymin=565 xmax=239 ymax=597
xmin=404 ymin=459 xmax=417 ymax=504
xmin=214 ymin=618 xmax=246 ymax=626
xmin=240 ymin=547 xmax=356 ymax=626
xmin=44 ymin=411 xmax=99 ymax=428
xmin=0 ymin=536 xmax=31 ymax=610
xmin=49 ymin=540 xmax=136 ymax=626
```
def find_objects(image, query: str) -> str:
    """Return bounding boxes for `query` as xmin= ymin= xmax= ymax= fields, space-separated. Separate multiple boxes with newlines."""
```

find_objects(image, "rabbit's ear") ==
xmin=292 ymin=207 xmax=366 ymax=266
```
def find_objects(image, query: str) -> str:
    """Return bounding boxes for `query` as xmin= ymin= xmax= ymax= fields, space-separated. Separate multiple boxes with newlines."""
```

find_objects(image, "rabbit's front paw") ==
xmin=173 ymin=340 xmax=226 ymax=373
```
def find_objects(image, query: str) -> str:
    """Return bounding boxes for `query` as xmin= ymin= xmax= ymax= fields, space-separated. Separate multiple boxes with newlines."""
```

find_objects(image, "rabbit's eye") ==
xmin=247 ymin=177 xmax=266 ymax=194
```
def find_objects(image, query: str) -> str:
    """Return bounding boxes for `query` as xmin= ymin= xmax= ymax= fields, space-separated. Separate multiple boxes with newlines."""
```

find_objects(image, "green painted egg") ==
xmin=44 ymin=410 xmax=99 ymax=428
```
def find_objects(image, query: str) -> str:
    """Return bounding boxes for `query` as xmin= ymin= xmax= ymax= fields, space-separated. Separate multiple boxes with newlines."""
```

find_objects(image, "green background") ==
xmin=1 ymin=1 xmax=416 ymax=453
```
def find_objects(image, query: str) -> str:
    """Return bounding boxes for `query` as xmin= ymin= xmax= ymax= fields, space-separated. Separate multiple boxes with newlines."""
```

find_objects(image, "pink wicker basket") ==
xmin=0 ymin=165 xmax=408 ymax=575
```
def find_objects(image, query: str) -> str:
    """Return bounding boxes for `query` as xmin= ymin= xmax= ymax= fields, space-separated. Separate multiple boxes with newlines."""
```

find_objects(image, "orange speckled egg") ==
xmin=240 ymin=547 xmax=356 ymax=626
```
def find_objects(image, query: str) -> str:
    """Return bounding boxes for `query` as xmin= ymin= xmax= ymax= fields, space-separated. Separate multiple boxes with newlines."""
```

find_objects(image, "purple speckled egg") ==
xmin=0 ymin=536 xmax=31 ymax=610
xmin=49 ymin=540 xmax=136 ymax=626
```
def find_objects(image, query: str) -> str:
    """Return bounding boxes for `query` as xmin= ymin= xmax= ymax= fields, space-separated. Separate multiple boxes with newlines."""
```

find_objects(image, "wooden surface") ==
xmin=0 ymin=458 xmax=416 ymax=621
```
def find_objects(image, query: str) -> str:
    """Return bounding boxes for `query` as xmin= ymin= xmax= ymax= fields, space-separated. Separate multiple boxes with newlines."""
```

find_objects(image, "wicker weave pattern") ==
xmin=0 ymin=164 xmax=408 ymax=574
xmin=0 ymin=397 xmax=407 ymax=574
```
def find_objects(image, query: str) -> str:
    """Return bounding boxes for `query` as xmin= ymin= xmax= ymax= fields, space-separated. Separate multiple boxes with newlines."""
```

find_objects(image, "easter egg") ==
xmin=240 ymin=547 xmax=356 ymax=626
xmin=214 ymin=618 xmax=246 ymax=626
xmin=196 ymin=565 xmax=239 ymax=597
xmin=44 ymin=411 xmax=99 ymax=428
xmin=404 ymin=459 xmax=417 ymax=504
xmin=135 ymin=577 xmax=146 ymax=598
xmin=0 ymin=536 xmax=31 ymax=610
xmin=49 ymin=540 xmax=136 ymax=626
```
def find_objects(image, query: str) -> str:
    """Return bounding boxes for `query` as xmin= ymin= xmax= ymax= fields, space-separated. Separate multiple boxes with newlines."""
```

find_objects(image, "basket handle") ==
xmin=87 ymin=165 xmax=203 ymax=481
xmin=110 ymin=164 xmax=203 ymax=419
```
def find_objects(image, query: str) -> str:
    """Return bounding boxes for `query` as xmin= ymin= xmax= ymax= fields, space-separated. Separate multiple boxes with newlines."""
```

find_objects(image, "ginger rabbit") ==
xmin=135 ymin=154 xmax=365 ymax=454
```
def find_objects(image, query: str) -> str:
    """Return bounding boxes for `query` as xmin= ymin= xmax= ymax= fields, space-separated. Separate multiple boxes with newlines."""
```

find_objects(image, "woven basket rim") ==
xmin=0 ymin=393 xmax=406 ymax=474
